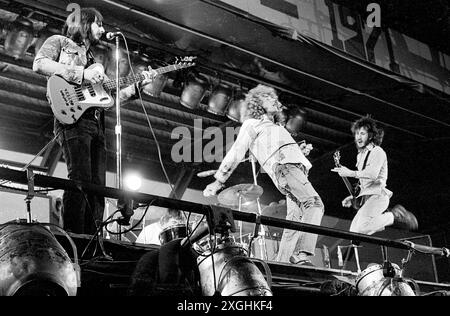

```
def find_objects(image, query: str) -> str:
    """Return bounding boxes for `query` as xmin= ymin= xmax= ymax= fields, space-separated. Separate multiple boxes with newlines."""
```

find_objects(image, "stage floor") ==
xmin=55 ymin=232 xmax=450 ymax=296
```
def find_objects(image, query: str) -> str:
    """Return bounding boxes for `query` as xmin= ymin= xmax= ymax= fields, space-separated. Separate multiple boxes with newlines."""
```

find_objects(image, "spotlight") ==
xmin=4 ymin=16 xmax=34 ymax=59
xmin=89 ymin=43 xmax=109 ymax=66
xmin=356 ymin=263 xmax=416 ymax=296
xmin=286 ymin=107 xmax=307 ymax=136
xmin=180 ymin=72 xmax=208 ymax=110
xmin=33 ymin=26 xmax=59 ymax=55
xmin=140 ymin=59 xmax=169 ymax=97
xmin=207 ymin=83 xmax=232 ymax=116
xmin=106 ymin=48 xmax=131 ymax=78
xmin=226 ymin=92 xmax=246 ymax=123
xmin=0 ymin=223 xmax=78 ymax=296
xmin=197 ymin=237 xmax=272 ymax=296
xmin=124 ymin=172 xmax=142 ymax=191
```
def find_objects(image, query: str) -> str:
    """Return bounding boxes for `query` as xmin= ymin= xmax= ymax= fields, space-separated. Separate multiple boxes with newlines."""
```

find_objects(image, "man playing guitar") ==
xmin=33 ymin=7 xmax=156 ymax=234
xmin=331 ymin=115 xmax=418 ymax=235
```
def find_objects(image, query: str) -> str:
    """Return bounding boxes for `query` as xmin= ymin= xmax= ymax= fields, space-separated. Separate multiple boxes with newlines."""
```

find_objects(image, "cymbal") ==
xmin=217 ymin=183 xmax=263 ymax=207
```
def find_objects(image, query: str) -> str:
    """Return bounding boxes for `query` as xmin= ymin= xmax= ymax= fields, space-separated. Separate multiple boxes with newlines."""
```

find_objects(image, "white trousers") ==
xmin=350 ymin=194 xmax=393 ymax=235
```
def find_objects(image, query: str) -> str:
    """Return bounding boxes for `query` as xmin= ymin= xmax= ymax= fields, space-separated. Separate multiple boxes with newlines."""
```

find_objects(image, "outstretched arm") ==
xmin=203 ymin=120 xmax=257 ymax=196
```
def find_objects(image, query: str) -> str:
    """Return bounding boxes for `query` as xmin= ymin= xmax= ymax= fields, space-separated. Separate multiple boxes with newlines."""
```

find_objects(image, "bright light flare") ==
xmin=124 ymin=173 xmax=142 ymax=191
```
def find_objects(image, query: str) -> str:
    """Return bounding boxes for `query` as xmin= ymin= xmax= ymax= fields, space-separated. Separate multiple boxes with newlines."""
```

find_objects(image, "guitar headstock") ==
xmin=333 ymin=150 xmax=341 ymax=167
xmin=175 ymin=56 xmax=196 ymax=69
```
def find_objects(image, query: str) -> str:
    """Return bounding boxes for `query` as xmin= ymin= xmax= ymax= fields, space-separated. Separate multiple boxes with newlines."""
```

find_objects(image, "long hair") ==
xmin=244 ymin=84 xmax=281 ymax=120
xmin=351 ymin=115 xmax=384 ymax=146
xmin=62 ymin=7 xmax=103 ymax=43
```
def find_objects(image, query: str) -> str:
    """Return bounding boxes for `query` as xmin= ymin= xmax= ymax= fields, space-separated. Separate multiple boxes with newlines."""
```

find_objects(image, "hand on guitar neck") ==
xmin=83 ymin=64 xmax=157 ymax=85
xmin=47 ymin=56 xmax=196 ymax=125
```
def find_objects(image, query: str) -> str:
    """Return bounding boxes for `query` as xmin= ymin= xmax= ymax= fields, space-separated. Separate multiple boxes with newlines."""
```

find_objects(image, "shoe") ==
xmin=389 ymin=204 xmax=418 ymax=231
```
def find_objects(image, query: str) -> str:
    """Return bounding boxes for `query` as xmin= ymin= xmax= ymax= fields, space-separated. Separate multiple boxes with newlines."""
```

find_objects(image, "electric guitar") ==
xmin=333 ymin=150 xmax=363 ymax=210
xmin=47 ymin=56 xmax=196 ymax=125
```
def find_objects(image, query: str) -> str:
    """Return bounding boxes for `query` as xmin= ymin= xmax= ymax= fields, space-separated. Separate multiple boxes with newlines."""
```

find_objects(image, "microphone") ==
xmin=105 ymin=31 xmax=122 ymax=40
xmin=197 ymin=170 xmax=217 ymax=178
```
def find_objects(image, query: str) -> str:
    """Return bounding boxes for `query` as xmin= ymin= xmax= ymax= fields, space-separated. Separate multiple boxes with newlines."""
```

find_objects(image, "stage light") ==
xmin=356 ymin=263 xmax=416 ymax=296
xmin=286 ymin=107 xmax=307 ymax=136
xmin=106 ymin=48 xmax=130 ymax=78
xmin=226 ymin=92 xmax=246 ymax=123
xmin=197 ymin=237 xmax=272 ymax=296
xmin=180 ymin=72 xmax=208 ymax=110
xmin=0 ymin=19 xmax=7 ymax=40
xmin=4 ymin=16 xmax=34 ymax=59
xmin=33 ymin=26 xmax=59 ymax=56
xmin=206 ymin=83 xmax=232 ymax=116
xmin=139 ymin=59 xmax=169 ymax=98
xmin=89 ymin=43 xmax=109 ymax=66
xmin=124 ymin=172 xmax=142 ymax=191
xmin=0 ymin=223 xmax=78 ymax=296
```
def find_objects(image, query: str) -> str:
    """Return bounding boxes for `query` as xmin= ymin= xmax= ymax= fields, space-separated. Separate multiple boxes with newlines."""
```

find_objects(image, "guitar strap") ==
xmin=356 ymin=150 xmax=371 ymax=189
xmin=362 ymin=150 xmax=371 ymax=170
xmin=86 ymin=49 xmax=96 ymax=67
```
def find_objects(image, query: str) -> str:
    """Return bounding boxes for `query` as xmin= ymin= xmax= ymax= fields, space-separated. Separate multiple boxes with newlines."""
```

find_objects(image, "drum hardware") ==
xmin=25 ymin=168 xmax=34 ymax=223
xmin=159 ymin=224 xmax=189 ymax=245
xmin=207 ymin=204 xmax=236 ymax=236
xmin=337 ymin=243 xmax=362 ymax=273
xmin=355 ymin=262 xmax=416 ymax=296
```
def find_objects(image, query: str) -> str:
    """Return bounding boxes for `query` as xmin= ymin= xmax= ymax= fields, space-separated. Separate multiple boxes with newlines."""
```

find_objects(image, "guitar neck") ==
xmin=102 ymin=64 xmax=181 ymax=91
xmin=341 ymin=176 xmax=356 ymax=197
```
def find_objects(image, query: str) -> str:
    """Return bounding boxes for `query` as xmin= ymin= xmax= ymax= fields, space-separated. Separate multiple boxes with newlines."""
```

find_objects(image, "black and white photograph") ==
xmin=0 ymin=0 xmax=449 ymax=302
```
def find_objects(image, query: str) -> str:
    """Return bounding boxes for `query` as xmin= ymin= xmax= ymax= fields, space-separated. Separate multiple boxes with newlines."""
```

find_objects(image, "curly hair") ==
xmin=351 ymin=115 xmax=384 ymax=146
xmin=244 ymin=84 xmax=281 ymax=120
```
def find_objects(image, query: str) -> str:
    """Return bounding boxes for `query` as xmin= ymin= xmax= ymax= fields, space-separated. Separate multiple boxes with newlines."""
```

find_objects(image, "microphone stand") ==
xmin=114 ymin=36 xmax=123 ymax=191
xmin=249 ymin=153 xmax=268 ymax=260
xmin=114 ymin=35 xmax=123 ymax=241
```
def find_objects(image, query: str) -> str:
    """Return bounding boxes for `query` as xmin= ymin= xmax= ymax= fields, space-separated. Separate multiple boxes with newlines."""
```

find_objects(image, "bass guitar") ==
xmin=47 ymin=56 xmax=196 ymax=125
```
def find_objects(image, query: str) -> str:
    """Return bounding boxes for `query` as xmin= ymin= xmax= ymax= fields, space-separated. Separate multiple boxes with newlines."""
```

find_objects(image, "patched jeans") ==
xmin=56 ymin=115 xmax=106 ymax=235
xmin=274 ymin=163 xmax=324 ymax=263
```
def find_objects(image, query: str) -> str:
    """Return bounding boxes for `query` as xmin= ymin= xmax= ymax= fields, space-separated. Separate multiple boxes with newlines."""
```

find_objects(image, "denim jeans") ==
xmin=273 ymin=163 xmax=324 ymax=263
xmin=55 ymin=114 xmax=106 ymax=235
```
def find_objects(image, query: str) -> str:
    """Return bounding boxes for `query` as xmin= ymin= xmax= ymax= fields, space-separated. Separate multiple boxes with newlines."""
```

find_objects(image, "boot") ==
xmin=389 ymin=204 xmax=418 ymax=231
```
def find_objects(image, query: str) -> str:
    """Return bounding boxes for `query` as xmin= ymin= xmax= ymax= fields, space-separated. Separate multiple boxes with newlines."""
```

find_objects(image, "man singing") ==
xmin=203 ymin=84 xmax=324 ymax=266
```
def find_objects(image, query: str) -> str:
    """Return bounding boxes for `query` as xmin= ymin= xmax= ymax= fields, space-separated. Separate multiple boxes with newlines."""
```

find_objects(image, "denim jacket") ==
xmin=33 ymin=35 xmax=136 ymax=101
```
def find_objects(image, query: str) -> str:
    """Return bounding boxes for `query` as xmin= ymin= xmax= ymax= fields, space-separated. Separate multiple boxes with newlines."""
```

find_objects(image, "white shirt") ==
xmin=136 ymin=222 xmax=162 ymax=245
xmin=215 ymin=117 xmax=312 ymax=185
xmin=356 ymin=143 xmax=393 ymax=198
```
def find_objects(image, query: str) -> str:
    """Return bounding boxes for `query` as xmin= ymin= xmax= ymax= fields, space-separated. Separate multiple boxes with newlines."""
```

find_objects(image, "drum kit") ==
xmin=212 ymin=183 xmax=286 ymax=261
